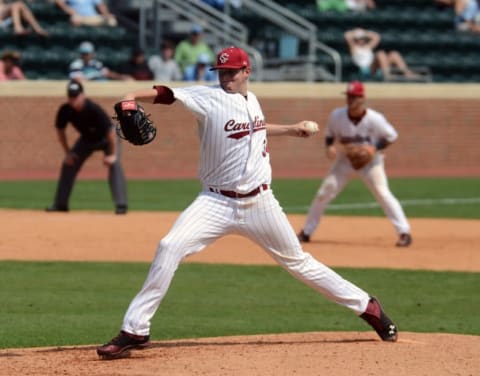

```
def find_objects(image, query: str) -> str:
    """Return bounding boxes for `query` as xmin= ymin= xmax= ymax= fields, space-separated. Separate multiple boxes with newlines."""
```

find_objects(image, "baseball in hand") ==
xmin=304 ymin=120 xmax=319 ymax=134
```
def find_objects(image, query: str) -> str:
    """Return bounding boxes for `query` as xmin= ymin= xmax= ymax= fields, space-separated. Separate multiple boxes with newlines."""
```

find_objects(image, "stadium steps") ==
xmin=235 ymin=0 xmax=480 ymax=82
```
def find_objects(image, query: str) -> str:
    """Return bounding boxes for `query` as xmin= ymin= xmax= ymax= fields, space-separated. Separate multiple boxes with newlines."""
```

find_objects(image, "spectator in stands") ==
xmin=434 ymin=0 xmax=480 ymax=32
xmin=69 ymin=41 xmax=132 ymax=81
xmin=0 ymin=50 xmax=25 ymax=80
xmin=0 ymin=0 xmax=49 ymax=36
xmin=202 ymin=0 xmax=224 ymax=10
xmin=148 ymin=40 xmax=182 ymax=82
xmin=346 ymin=0 xmax=376 ymax=12
xmin=344 ymin=28 xmax=418 ymax=81
xmin=201 ymin=0 xmax=242 ymax=11
xmin=316 ymin=0 xmax=347 ymax=12
xmin=174 ymin=24 xmax=215 ymax=80
xmin=54 ymin=0 xmax=117 ymax=27
xmin=183 ymin=52 xmax=217 ymax=81
xmin=119 ymin=47 xmax=154 ymax=81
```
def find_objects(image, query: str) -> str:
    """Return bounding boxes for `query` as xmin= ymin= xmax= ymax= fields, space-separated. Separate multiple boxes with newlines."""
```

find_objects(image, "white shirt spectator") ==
xmin=346 ymin=0 xmax=376 ymax=11
xmin=148 ymin=56 xmax=182 ymax=82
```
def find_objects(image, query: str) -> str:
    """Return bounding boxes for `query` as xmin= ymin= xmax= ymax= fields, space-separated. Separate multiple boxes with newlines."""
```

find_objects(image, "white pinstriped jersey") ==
xmin=302 ymin=105 xmax=411 ymax=238
xmin=325 ymin=107 xmax=398 ymax=148
xmin=120 ymin=85 xmax=374 ymax=338
xmin=172 ymin=85 xmax=271 ymax=193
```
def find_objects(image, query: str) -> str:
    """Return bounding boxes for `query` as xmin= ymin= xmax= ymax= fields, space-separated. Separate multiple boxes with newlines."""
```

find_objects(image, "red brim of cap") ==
xmin=342 ymin=91 xmax=364 ymax=97
xmin=209 ymin=64 xmax=248 ymax=71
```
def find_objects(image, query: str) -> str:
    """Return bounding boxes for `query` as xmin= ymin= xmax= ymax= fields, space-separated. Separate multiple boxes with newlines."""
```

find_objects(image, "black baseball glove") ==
xmin=113 ymin=100 xmax=157 ymax=146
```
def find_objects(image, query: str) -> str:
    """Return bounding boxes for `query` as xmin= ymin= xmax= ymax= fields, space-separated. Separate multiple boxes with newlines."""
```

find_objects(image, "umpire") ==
xmin=46 ymin=80 xmax=128 ymax=214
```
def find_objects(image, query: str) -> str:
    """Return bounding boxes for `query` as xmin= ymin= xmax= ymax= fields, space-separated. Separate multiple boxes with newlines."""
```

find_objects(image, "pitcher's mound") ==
xmin=3 ymin=331 xmax=479 ymax=375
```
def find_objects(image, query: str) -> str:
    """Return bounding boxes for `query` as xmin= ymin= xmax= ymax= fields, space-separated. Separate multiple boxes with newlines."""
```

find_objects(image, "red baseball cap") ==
xmin=344 ymin=80 xmax=365 ymax=97
xmin=210 ymin=46 xmax=250 ymax=70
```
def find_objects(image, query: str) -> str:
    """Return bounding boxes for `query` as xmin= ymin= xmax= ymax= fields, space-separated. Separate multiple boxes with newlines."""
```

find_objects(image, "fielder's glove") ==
xmin=113 ymin=100 xmax=157 ymax=146
xmin=345 ymin=144 xmax=375 ymax=170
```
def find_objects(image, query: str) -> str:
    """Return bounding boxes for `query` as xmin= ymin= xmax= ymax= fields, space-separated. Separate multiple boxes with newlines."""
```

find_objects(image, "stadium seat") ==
xmin=0 ymin=1 xmax=136 ymax=80
xmin=3 ymin=0 xmax=480 ymax=82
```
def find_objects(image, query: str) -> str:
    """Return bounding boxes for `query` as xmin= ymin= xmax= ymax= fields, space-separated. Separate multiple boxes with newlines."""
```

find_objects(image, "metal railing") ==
xmin=235 ymin=0 xmax=341 ymax=81
xmin=135 ymin=0 xmax=341 ymax=81
xmin=138 ymin=0 xmax=264 ymax=80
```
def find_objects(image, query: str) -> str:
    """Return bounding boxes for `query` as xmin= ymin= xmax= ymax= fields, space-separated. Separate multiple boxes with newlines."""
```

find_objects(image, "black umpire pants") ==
xmin=52 ymin=137 xmax=127 ymax=210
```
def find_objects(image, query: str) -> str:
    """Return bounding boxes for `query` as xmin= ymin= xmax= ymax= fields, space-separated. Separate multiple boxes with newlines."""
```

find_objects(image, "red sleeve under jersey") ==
xmin=153 ymin=85 xmax=176 ymax=104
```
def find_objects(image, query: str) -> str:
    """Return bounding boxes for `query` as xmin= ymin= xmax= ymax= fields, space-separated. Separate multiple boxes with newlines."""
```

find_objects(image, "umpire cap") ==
xmin=67 ymin=80 xmax=84 ymax=98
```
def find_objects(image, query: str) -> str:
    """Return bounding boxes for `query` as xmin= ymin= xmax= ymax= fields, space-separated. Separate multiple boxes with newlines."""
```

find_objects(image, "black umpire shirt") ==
xmin=55 ymin=99 xmax=112 ymax=142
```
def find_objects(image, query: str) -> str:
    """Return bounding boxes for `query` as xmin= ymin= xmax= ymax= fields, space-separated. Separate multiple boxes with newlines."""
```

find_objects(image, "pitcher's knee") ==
xmin=157 ymin=236 xmax=194 ymax=262
xmin=157 ymin=237 xmax=180 ymax=252
xmin=280 ymin=252 xmax=312 ymax=272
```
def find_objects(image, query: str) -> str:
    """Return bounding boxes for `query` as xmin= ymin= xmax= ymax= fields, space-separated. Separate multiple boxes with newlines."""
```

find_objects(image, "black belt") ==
xmin=209 ymin=184 xmax=269 ymax=199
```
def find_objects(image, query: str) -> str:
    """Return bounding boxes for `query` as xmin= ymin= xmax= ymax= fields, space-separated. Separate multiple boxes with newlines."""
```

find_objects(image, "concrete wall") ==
xmin=1 ymin=81 xmax=479 ymax=179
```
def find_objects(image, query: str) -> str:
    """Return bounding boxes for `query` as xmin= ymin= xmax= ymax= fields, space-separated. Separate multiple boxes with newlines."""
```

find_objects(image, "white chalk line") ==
xmin=285 ymin=197 xmax=480 ymax=212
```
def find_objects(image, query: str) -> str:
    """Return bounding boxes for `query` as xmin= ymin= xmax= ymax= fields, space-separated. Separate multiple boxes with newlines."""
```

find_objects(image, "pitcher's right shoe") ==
xmin=360 ymin=297 xmax=398 ymax=342
xmin=97 ymin=330 xmax=151 ymax=359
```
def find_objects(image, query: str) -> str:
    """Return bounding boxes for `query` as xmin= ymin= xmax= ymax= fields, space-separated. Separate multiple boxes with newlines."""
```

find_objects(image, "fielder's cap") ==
xmin=191 ymin=24 xmax=203 ymax=34
xmin=344 ymin=80 xmax=365 ymax=97
xmin=67 ymin=80 xmax=84 ymax=97
xmin=78 ymin=41 xmax=95 ymax=54
xmin=210 ymin=46 xmax=250 ymax=70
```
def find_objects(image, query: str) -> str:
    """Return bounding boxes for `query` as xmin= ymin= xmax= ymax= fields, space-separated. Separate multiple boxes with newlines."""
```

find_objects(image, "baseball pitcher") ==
xmin=96 ymin=48 xmax=398 ymax=360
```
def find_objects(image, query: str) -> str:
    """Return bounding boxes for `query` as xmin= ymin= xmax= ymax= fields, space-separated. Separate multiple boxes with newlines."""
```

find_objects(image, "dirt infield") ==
xmin=1 ymin=209 xmax=479 ymax=375
xmin=2 ymin=210 xmax=479 ymax=271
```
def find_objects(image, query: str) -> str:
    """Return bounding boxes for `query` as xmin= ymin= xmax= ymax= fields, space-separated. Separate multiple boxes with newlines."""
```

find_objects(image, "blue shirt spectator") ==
xmin=183 ymin=52 xmax=217 ymax=81
xmin=66 ymin=0 xmax=101 ymax=16
xmin=201 ymin=0 xmax=242 ymax=11
xmin=434 ymin=0 xmax=480 ymax=31
xmin=69 ymin=41 xmax=131 ymax=81
xmin=55 ymin=0 xmax=117 ymax=26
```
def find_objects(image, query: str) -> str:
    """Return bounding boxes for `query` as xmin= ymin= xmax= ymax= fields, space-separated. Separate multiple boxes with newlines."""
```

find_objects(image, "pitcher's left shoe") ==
xmin=97 ymin=330 xmax=151 ymax=359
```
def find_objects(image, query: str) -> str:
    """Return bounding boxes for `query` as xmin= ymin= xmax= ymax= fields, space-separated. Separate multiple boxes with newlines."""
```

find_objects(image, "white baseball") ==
xmin=304 ymin=120 xmax=319 ymax=134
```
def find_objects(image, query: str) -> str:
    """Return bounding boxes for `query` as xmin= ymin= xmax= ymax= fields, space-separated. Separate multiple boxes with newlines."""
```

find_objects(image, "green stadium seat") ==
xmin=5 ymin=0 xmax=480 ymax=82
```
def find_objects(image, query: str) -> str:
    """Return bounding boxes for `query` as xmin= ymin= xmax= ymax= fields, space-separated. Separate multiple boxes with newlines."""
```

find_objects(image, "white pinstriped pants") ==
xmin=122 ymin=189 xmax=370 ymax=336
xmin=303 ymin=154 xmax=411 ymax=236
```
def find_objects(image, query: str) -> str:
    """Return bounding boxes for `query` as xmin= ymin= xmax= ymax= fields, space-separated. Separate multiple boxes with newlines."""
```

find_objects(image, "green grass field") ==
xmin=1 ymin=261 xmax=479 ymax=349
xmin=1 ymin=177 xmax=479 ymax=217
xmin=0 ymin=177 xmax=479 ymax=348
